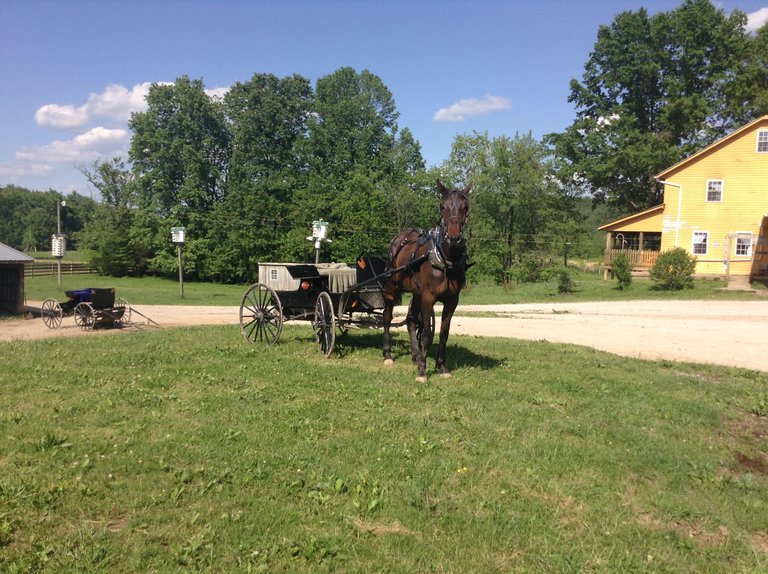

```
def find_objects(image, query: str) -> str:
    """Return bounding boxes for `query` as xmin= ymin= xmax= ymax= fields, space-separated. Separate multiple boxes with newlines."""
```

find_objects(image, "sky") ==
xmin=2 ymin=0 xmax=768 ymax=198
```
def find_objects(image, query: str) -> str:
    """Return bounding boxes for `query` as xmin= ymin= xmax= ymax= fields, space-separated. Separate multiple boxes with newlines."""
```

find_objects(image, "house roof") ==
xmin=656 ymin=114 xmax=768 ymax=179
xmin=0 ymin=242 xmax=35 ymax=264
xmin=597 ymin=204 xmax=665 ymax=232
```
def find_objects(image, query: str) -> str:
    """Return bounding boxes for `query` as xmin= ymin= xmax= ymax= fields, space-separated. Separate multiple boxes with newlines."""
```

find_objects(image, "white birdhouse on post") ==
xmin=171 ymin=227 xmax=186 ymax=298
xmin=307 ymin=220 xmax=330 ymax=264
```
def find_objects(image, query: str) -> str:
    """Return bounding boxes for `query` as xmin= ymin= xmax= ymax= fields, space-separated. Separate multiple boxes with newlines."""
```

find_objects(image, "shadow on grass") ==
xmin=335 ymin=330 xmax=502 ymax=372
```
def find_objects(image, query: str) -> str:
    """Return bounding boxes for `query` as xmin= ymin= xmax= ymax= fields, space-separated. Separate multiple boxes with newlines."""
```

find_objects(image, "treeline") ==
xmin=58 ymin=67 xmax=595 ymax=284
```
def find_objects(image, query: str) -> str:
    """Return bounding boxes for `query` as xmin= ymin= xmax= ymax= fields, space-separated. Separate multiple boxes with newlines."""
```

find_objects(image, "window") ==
xmin=269 ymin=269 xmax=278 ymax=281
xmin=735 ymin=234 xmax=753 ymax=257
xmin=758 ymin=130 xmax=768 ymax=153
xmin=706 ymin=180 xmax=723 ymax=202
xmin=693 ymin=231 xmax=708 ymax=255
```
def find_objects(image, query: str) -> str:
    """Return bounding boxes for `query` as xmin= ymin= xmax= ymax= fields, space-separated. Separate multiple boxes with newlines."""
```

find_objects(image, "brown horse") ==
xmin=382 ymin=180 xmax=471 ymax=381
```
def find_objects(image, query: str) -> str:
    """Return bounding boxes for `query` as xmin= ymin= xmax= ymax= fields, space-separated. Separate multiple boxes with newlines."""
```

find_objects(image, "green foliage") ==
xmin=612 ymin=252 xmax=633 ymax=290
xmin=548 ymin=0 xmax=766 ymax=213
xmin=650 ymin=247 xmax=697 ymax=290
xmin=0 ymin=185 xmax=96 ymax=252
xmin=557 ymin=268 xmax=575 ymax=293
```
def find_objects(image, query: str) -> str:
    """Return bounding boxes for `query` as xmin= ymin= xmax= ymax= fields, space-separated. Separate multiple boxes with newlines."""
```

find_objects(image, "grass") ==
xmin=23 ymin=268 xmax=767 ymax=308
xmin=1 ymin=325 xmax=767 ymax=572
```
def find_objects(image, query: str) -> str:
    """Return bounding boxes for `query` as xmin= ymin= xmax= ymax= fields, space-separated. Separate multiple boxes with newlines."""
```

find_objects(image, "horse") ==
xmin=382 ymin=180 xmax=471 ymax=381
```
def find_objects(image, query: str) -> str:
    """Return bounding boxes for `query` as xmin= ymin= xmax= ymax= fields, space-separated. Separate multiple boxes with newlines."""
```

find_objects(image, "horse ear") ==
xmin=461 ymin=183 xmax=473 ymax=194
xmin=436 ymin=179 xmax=448 ymax=195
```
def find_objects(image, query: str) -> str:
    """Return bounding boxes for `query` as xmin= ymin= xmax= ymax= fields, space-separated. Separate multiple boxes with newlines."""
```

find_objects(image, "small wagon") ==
xmin=239 ymin=255 xmax=433 ymax=356
xmin=41 ymin=288 xmax=131 ymax=330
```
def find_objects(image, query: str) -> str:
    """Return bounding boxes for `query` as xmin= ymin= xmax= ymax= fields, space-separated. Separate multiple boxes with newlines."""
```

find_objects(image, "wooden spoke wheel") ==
xmin=115 ymin=298 xmax=131 ymax=326
xmin=239 ymin=283 xmax=283 ymax=346
xmin=313 ymin=291 xmax=336 ymax=357
xmin=74 ymin=302 xmax=95 ymax=330
xmin=41 ymin=298 xmax=63 ymax=329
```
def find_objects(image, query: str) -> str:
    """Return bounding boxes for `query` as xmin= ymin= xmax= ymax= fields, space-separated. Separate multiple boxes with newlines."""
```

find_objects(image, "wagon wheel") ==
xmin=240 ymin=283 xmax=283 ymax=346
xmin=41 ymin=298 xmax=63 ymax=329
xmin=115 ymin=298 xmax=131 ymax=326
xmin=74 ymin=302 xmax=95 ymax=330
xmin=313 ymin=291 xmax=336 ymax=357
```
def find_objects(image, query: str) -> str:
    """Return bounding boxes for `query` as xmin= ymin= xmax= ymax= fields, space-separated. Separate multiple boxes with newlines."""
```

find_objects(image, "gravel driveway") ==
xmin=4 ymin=300 xmax=768 ymax=372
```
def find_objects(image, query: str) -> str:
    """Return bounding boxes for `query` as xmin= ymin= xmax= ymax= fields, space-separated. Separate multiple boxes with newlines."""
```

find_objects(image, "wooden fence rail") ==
xmin=603 ymin=249 xmax=660 ymax=268
xmin=25 ymin=261 xmax=97 ymax=278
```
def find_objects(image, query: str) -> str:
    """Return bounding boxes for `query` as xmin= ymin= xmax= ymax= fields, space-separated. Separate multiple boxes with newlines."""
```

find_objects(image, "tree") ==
xmin=441 ymin=131 xmax=577 ymax=283
xmin=78 ymin=158 xmax=143 ymax=276
xmin=548 ymin=0 xmax=764 ymax=213
xmin=206 ymin=73 xmax=313 ymax=282
xmin=128 ymin=76 xmax=231 ymax=279
xmin=289 ymin=67 xmax=422 ymax=262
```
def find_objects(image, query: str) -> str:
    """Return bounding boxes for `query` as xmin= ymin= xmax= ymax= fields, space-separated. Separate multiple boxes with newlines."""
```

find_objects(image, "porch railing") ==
xmin=603 ymin=249 xmax=660 ymax=268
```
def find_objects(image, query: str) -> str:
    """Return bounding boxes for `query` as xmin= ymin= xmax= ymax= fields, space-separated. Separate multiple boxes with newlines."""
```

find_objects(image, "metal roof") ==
xmin=0 ymin=242 xmax=35 ymax=263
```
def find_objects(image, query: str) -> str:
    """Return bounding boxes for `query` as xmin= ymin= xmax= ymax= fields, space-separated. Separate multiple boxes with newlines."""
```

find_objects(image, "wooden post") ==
xmin=177 ymin=244 xmax=184 ymax=298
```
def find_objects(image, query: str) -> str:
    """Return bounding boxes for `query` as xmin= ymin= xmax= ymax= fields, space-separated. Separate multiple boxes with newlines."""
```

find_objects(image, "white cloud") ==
xmin=0 ymin=160 xmax=53 ymax=179
xmin=433 ymin=95 xmax=511 ymax=123
xmin=746 ymin=7 xmax=768 ymax=33
xmin=206 ymin=86 xmax=230 ymax=100
xmin=34 ymin=82 xmax=155 ymax=130
xmin=15 ymin=127 xmax=130 ymax=164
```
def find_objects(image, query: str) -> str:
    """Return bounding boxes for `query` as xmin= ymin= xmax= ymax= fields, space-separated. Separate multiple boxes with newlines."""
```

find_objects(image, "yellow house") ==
xmin=600 ymin=115 xmax=768 ymax=281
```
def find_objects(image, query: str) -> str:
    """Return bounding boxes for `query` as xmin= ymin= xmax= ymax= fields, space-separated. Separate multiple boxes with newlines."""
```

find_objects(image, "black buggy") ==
xmin=239 ymin=255 xmax=433 ymax=357
xmin=41 ymin=288 xmax=131 ymax=330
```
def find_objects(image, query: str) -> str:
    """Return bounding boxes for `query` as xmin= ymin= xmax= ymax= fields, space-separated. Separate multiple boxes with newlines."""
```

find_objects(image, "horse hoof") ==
xmin=383 ymin=358 xmax=395 ymax=367
xmin=439 ymin=372 xmax=452 ymax=379
xmin=416 ymin=375 xmax=428 ymax=383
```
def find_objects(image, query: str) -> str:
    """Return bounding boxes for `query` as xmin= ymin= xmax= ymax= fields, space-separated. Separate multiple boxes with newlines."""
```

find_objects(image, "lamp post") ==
xmin=52 ymin=199 xmax=66 ymax=290
xmin=171 ymin=227 xmax=185 ymax=298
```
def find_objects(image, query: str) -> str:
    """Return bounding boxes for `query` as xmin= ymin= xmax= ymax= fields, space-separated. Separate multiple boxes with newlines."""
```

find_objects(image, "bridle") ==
xmin=441 ymin=190 xmax=470 ymax=244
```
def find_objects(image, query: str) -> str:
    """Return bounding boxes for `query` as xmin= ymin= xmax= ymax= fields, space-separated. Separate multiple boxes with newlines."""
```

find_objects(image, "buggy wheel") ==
xmin=313 ymin=291 xmax=336 ymax=357
xmin=41 ymin=298 xmax=63 ymax=329
xmin=115 ymin=298 xmax=131 ymax=326
xmin=240 ymin=283 xmax=283 ymax=346
xmin=74 ymin=302 xmax=95 ymax=330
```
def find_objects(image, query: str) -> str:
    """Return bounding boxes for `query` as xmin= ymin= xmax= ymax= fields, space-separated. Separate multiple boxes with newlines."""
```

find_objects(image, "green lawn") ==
xmin=1 ymin=326 xmax=767 ymax=572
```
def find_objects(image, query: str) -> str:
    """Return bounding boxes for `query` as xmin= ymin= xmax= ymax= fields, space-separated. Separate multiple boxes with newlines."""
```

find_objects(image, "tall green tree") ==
xmin=288 ymin=67 xmax=421 ymax=262
xmin=442 ymin=132 xmax=577 ymax=283
xmin=548 ymin=0 xmax=764 ymax=212
xmin=205 ymin=73 xmax=313 ymax=282
xmin=128 ymin=76 xmax=231 ymax=278
xmin=78 ymin=158 xmax=143 ymax=275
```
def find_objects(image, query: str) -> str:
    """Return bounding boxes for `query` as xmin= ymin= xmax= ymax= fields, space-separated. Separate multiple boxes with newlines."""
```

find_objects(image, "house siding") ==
xmin=659 ymin=117 xmax=768 ymax=277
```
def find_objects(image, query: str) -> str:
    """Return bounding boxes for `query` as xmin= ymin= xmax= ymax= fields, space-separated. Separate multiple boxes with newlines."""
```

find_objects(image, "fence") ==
xmin=24 ymin=261 xmax=97 ymax=278
xmin=603 ymin=249 xmax=660 ymax=268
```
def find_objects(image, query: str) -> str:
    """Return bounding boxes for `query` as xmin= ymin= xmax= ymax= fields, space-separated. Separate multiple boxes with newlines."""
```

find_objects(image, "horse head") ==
xmin=437 ymin=180 xmax=472 ymax=246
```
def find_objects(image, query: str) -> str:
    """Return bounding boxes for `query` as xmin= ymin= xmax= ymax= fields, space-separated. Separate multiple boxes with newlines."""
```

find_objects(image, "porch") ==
xmin=603 ymin=248 xmax=661 ymax=280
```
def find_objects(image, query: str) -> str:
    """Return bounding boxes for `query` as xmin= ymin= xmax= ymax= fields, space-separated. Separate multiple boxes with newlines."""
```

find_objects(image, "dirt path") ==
xmin=3 ymin=300 xmax=768 ymax=372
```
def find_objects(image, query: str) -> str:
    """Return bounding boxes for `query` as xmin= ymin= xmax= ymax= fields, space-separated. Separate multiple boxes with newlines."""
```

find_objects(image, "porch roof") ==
xmin=597 ymin=204 xmax=665 ymax=233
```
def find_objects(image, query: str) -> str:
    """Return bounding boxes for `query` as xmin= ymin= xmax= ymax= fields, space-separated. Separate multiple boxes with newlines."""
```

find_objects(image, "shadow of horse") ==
xmin=335 ymin=330 xmax=503 ymax=373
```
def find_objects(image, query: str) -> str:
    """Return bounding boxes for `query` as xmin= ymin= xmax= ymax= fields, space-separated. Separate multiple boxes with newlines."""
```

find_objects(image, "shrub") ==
xmin=557 ymin=268 xmax=575 ymax=293
xmin=650 ymin=247 xmax=696 ymax=290
xmin=612 ymin=253 xmax=632 ymax=290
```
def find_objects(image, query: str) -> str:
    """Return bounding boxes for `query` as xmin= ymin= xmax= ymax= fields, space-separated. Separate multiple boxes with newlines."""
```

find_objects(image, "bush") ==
xmin=557 ymin=268 xmax=575 ymax=293
xmin=612 ymin=253 xmax=632 ymax=290
xmin=650 ymin=247 xmax=696 ymax=290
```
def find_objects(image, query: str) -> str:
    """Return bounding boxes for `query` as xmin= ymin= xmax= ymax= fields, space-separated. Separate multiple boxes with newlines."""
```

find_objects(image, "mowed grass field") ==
xmin=1 ymin=322 xmax=767 ymax=572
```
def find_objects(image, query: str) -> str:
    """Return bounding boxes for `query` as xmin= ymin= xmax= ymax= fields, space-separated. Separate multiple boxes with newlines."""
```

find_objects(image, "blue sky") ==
xmin=2 ymin=0 xmax=767 ymax=197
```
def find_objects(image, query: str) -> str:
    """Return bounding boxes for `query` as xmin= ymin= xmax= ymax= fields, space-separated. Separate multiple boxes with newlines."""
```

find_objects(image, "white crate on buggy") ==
xmin=258 ymin=262 xmax=356 ymax=293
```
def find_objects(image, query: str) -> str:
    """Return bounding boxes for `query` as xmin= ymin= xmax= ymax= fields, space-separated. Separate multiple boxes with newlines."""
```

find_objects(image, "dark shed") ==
xmin=0 ymin=242 xmax=34 ymax=315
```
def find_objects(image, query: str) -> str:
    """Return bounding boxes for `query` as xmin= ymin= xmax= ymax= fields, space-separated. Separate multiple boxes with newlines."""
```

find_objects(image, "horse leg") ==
xmin=382 ymin=295 xmax=395 ymax=366
xmin=413 ymin=293 xmax=436 ymax=382
xmin=406 ymin=297 xmax=421 ymax=363
xmin=435 ymin=297 xmax=459 ymax=378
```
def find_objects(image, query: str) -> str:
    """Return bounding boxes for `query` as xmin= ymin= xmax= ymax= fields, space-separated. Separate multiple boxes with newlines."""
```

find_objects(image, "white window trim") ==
xmin=757 ymin=130 xmax=768 ymax=153
xmin=706 ymin=179 xmax=723 ymax=203
xmin=734 ymin=232 xmax=753 ymax=258
xmin=692 ymin=231 xmax=709 ymax=256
